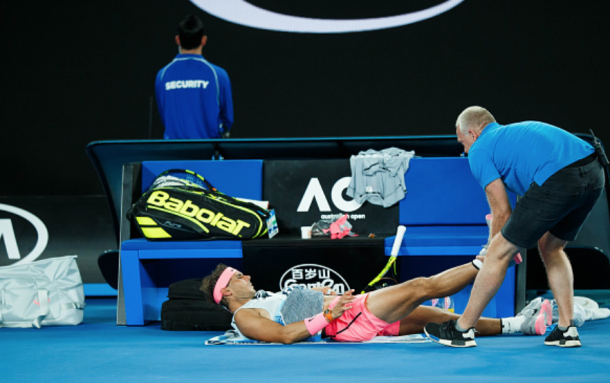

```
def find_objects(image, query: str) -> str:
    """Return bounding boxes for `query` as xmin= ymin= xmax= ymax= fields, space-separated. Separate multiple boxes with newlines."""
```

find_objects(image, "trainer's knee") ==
xmin=537 ymin=244 xmax=552 ymax=261
xmin=538 ymin=233 xmax=568 ymax=261
xmin=488 ymin=234 xmax=520 ymax=261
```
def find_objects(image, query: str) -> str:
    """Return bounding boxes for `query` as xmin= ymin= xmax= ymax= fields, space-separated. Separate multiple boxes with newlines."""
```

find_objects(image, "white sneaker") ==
xmin=545 ymin=321 xmax=581 ymax=347
xmin=519 ymin=298 xmax=551 ymax=335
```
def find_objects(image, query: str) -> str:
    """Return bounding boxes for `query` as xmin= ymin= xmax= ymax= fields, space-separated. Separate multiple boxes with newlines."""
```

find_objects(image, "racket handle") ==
xmin=391 ymin=225 xmax=406 ymax=256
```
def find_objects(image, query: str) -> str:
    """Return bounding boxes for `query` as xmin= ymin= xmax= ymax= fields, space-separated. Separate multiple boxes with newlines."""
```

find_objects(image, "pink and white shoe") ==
xmin=541 ymin=299 xmax=552 ymax=326
xmin=519 ymin=297 xmax=551 ymax=335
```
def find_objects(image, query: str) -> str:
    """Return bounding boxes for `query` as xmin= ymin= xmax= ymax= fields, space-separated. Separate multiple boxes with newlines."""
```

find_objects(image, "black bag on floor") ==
xmin=161 ymin=278 xmax=233 ymax=331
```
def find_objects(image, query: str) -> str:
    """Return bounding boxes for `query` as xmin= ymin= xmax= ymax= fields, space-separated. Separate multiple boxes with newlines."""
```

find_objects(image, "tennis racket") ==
xmin=361 ymin=225 xmax=406 ymax=294
xmin=151 ymin=169 xmax=216 ymax=191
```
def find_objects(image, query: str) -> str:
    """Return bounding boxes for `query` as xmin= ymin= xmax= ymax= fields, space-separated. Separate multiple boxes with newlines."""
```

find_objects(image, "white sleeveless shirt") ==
xmin=231 ymin=288 xmax=324 ymax=341
xmin=231 ymin=291 xmax=287 ymax=338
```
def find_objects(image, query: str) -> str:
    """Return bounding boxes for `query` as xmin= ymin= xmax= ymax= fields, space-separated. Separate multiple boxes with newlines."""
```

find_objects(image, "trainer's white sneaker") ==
xmin=424 ymin=320 xmax=477 ymax=348
xmin=545 ymin=321 xmax=582 ymax=347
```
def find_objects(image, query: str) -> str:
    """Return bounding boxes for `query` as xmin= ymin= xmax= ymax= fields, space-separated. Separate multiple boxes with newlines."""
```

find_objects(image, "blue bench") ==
xmin=121 ymin=157 xmax=520 ymax=325
xmin=120 ymin=160 xmax=263 ymax=325
xmin=384 ymin=157 xmax=518 ymax=317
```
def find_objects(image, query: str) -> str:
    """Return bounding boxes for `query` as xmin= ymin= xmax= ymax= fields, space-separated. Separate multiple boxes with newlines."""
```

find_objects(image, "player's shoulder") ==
xmin=235 ymin=307 xmax=269 ymax=321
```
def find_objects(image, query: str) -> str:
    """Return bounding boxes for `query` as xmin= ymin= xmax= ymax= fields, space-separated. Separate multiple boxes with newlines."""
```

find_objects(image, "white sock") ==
xmin=501 ymin=316 xmax=525 ymax=334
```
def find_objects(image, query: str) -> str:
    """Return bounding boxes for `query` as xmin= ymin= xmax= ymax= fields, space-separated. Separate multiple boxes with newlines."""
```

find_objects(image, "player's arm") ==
xmin=234 ymin=290 xmax=356 ymax=344
xmin=484 ymin=178 xmax=512 ymax=237
xmin=234 ymin=309 xmax=318 ymax=344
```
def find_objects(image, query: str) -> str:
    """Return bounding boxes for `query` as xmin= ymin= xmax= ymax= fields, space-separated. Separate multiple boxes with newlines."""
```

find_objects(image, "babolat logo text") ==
xmin=280 ymin=264 xmax=350 ymax=294
xmin=147 ymin=191 xmax=251 ymax=236
xmin=165 ymin=80 xmax=209 ymax=91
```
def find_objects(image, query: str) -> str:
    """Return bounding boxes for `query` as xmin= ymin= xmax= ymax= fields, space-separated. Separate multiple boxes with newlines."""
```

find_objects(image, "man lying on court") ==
xmin=200 ymin=261 xmax=547 ymax=344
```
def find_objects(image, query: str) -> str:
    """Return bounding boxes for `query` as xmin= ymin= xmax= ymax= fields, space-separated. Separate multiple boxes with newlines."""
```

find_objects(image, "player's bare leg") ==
xmin=366 ymin=262 xmax=479 ymax=325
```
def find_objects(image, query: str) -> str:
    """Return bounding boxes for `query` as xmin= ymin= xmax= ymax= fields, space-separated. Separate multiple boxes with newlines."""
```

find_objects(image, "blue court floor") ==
xmin=3 ymin=298 xmax=610 ymax=382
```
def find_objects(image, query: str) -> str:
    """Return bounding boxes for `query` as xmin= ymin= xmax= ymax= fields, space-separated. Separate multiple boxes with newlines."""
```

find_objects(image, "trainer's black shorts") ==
xmin=501 ymin=155 xmax=605 ymax=249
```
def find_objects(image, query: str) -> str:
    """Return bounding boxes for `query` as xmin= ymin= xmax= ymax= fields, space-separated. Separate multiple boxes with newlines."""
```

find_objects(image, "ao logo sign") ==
xmin=0 ymin=204 xmax=48 ymax=265
xmin=297 ymin=177 xmax=360 ymax=213
xmin=191 ymin=0 xmax=465 ymax=34
xmin=280 ymin=264 xmax=350 ymax=294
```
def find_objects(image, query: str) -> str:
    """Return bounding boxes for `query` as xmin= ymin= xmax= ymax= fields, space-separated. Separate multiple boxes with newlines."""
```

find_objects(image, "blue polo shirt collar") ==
xmin=472 ymin=122 xmax=499 ymax=150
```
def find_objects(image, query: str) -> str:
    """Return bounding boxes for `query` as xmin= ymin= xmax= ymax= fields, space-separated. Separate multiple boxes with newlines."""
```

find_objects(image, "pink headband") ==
xmin=213 ymin=267 xmax=237 ymax=304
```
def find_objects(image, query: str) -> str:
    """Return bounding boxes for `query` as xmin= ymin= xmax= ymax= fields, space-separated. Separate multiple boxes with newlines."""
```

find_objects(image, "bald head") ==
xmin=456 ymin=106 xmax=496 ymax=135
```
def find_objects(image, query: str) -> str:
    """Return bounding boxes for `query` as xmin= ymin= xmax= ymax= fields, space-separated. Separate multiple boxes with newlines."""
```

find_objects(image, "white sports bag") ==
xmin=0 ymin=255 xmax=85 ymax=328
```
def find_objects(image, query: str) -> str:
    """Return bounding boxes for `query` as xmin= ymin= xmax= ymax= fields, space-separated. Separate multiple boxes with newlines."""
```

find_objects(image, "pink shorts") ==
xmin=325 ymin=294 xmax=400 ymax=342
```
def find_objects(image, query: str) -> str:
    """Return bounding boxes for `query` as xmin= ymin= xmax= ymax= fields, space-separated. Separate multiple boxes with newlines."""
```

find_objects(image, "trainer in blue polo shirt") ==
xmin=155 ymin=14 xmax=233 ymax=139
xmin=468 ymin=121 xmax=594 ymax=196
xmin=424 ymin=106 xmax=605 ymax=349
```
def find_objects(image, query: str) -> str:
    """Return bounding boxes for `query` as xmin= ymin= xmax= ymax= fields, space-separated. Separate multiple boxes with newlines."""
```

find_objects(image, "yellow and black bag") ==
xmin=128 ymin=169 xmax=270 ymax=241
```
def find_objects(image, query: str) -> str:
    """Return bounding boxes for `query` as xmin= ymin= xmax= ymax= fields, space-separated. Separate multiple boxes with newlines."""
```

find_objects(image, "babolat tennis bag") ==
xmin=128 ymin=169 xmax=270 ymax=241
xmin=161 ymin=278 xmax=232 ymax=331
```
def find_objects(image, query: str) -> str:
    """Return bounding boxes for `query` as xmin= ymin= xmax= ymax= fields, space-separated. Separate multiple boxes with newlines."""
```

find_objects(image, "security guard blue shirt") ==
xmin=468 ymin=121 xmax=595 ymax=196
xmin=155 ymin=54 xmax=233 ymax=139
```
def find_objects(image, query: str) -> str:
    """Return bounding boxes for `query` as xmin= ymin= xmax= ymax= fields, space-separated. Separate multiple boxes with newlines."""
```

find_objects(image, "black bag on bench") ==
xmin=128 ymin=169 xmax=270 ymax=241
xmin=161 ymin=278 xmax=233 ymax=331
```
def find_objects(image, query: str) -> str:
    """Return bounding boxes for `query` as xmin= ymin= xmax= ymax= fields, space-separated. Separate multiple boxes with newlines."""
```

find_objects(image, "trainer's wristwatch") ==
xmin=323 ymin=309 xmax=334 ymax=322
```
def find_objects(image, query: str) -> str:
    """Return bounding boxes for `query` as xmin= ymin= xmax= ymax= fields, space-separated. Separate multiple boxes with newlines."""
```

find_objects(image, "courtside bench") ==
xmin=120 ymin=157 xmax=523 ymax=325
